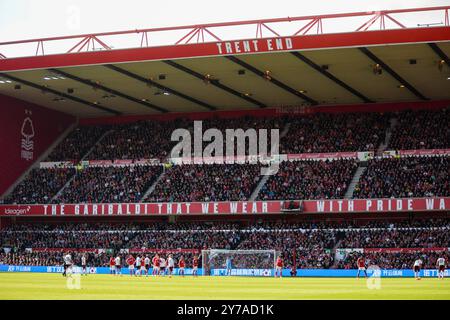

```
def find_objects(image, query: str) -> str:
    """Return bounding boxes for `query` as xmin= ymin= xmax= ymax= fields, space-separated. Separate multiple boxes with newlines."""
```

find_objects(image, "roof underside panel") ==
xmin=0 ymin=39 xmax=449 ymax=118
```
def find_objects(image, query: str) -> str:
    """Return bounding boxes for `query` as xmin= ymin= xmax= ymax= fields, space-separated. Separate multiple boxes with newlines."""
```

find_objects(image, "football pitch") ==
xmin=0 ymin=273 xmax=449 ymax=300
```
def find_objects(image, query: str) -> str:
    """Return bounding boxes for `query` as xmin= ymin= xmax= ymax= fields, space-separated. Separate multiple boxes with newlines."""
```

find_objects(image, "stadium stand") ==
xmin=280 ymin=112 xmax=390 ymax=154
xmin=388 ymin=108 xmax=450 ymax=150
xmin=353 ymin=156 xmax=449 ymax=198
xmin=1 ymin=219 xmax=448 ymax=269
xmin=46 ymin=126 xmax=110 ymax=161
xmin=55 ymin=165 xmax=163 ymax=203
xmin=4 ymin=168 xmax=75 ymax=204
xmin=145 ymin=163 xmax=263 ymax=202
xmin=257 ymin=159 xmax=357 ymax=200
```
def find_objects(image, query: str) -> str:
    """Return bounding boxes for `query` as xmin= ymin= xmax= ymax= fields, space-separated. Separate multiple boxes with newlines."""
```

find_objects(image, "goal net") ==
xmin=201 ymin=249 xmax=277 ymax=277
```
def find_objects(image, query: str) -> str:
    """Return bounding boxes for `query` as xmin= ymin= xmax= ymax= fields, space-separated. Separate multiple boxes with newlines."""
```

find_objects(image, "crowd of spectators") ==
xmin=1 ymin=219 xmax=447 ymax=269
xmin=280 ymin=112 xmax=390 ymax=154
xmin=4 ymin=168 xmax=75 ymax=204
xmin=146 ymin=164 xmax=262 ymax=202
xmin=389 ymin=109 xmax=450 ymax=150
xmin=338 ymin=251 xmax=450 ymax=269
xmin=353 ymin=156 xmax=449 ymax=198
xmin=86 ymin=119 xmax=191 ymax=161
xmin=337 ymin=228 xmax=450 ymax=248
xmin=46 ymin=125 xmax=109 ymax=161
xmin=55 ymin=165 xmax=162 ymax=203
xmin=258 ymin=159 xmax=357 ymax=200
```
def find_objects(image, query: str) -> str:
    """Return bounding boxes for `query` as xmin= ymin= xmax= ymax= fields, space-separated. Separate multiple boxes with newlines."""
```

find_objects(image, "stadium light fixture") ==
xmin=263 ymin=70 xmax=272 ymax=81
xmin=43 ymin=75 xmax=65 ymax=80
xmin=398 ymin=84 xmax=405 ymax=88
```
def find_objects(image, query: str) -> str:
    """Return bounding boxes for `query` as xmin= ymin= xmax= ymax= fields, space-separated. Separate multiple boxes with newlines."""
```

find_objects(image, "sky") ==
xmin=0 ymin=0 xmax=448 ymax=57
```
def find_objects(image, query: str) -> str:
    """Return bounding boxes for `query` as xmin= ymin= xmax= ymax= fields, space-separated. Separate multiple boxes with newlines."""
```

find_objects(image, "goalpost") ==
xmin=201 ymin=249 xmax=278 ymax=277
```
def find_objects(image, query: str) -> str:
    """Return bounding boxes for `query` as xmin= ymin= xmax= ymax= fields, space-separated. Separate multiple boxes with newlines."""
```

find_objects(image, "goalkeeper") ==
xmin=226 ymin=256 xmax=232 ymax=276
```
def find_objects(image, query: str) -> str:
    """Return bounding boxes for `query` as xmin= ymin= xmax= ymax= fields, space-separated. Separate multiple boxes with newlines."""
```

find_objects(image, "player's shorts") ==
xmin=276 ymin=266 xmax=282 ymax=270
xmin=193 ymin=266 xmax=198 ymax=271
xmin=414 ymin=266 xmax=420 ymax=272
xmin=129 ymin=265 xmax=134 ymax=270
xmin=439 ymin=265 xmax=445 ymax=272
xmin=110 ymin=266 xmax=116 ymax=271
xmin=160 ymin=267 xmax=166 ymax=272
xmin=169 ymin=266 xmax=174 ymax=272
xmin=116 ymin=264 xmax=122 ymax=269
xmin=140 ymin=266 xmax=145 ymax=270
xmin=82 ymin=264 xmax=87 ymax=269
xmin=145 ymin=264 xmax=150 ymax=270
xmin=358 ymin=267 xmax=366 ymax=271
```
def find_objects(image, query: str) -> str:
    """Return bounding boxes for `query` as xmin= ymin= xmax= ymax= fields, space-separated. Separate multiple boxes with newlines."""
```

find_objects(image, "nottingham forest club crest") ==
xmin=21 ymin=109 xmax=35 ymax=161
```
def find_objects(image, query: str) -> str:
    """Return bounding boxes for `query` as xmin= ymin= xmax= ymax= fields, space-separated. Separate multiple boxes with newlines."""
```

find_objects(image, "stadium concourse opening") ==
xmin=0 ymin=4 xmax=449 ymax=301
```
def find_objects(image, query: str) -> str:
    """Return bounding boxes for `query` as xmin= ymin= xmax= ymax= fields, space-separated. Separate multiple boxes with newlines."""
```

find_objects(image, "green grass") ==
xmin=0 ymin=273 xmax=449 ymax=300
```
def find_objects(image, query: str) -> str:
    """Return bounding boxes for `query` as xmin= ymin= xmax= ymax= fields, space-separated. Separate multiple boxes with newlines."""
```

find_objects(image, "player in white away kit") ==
xmin=135 ymin=256 xmax=141 ymax=276
xmin=160 ymin=256 xmax=167 ymax=276
xmin=436 ymin=257 xmax=446 ymax=279
xmin=167 ymin=254 xmax=175 ymax=278
xmin=115 ymin=255 xmax=122 ymax=276
xmin=144 ymin=256 xmax=151 ymax=277
xmin=81 ymin=254 xmax=88 ymax=276
xmin=413 ymin=258 xmax=423 ymax=280
xmin=62 ymin=253 xmax=73 ymax=277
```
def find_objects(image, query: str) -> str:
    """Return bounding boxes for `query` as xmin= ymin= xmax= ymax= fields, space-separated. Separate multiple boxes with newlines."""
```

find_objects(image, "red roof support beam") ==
xmin=0 ymin=6 xmax=448 ymax=58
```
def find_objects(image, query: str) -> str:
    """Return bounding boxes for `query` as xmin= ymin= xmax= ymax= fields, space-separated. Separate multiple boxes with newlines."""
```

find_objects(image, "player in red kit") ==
xmin=275 ymin=256 xmax=283 ymax=278
xmin=193 ymin=255 xmax=199 ymax=277
xmin=109 ymin=256 xmax=116 ymax=275
xmin=178 ymin=255 xmax=185 ymax=277
xmin=356 ymin=256 xmax=368 ymax=278
xmin=140 ymin=257 xmax=146 ymax=276
xmin=126 ymin=255 xmax=135 ymax=276
xmin=153 ymin=254 xmax=160 ymax=276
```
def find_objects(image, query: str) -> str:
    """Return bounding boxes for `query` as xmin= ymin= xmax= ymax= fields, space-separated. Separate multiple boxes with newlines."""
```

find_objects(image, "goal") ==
xmin=201 ymin=249 xmax=277 ymax=277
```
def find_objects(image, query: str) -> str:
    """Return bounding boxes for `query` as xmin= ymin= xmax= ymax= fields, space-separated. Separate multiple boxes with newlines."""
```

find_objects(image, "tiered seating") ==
xmin=47 ymin=125 xmax=109 ymax=161
xmin=4 ymin=168 xmax=75 ymax=204
xmin=146 ymin=164 xmax=262 ymax=202
xmin=55 ymin=165 xmax=162 ymax=203
xmin=86 ymin=119 xmax=191 ymax=161
xmin=353 ymin=157 xmax=449 ymax=198
xmin=280 ymin=112 xmax=390 ymax=154
xmin=258 ymin=159 xmax=357 ymax=200
xmin=1 ymin=219 xmax=448 ymax=269
xmin=389 ymin=109 xmax=450 ymax=150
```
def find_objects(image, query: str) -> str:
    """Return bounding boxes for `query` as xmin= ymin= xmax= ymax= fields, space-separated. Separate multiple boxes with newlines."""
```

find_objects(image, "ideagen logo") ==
xmin=4 ymin=206 xmax=31 ymax=215
xmin=171 ymin=121 xmax=280 ymax=175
